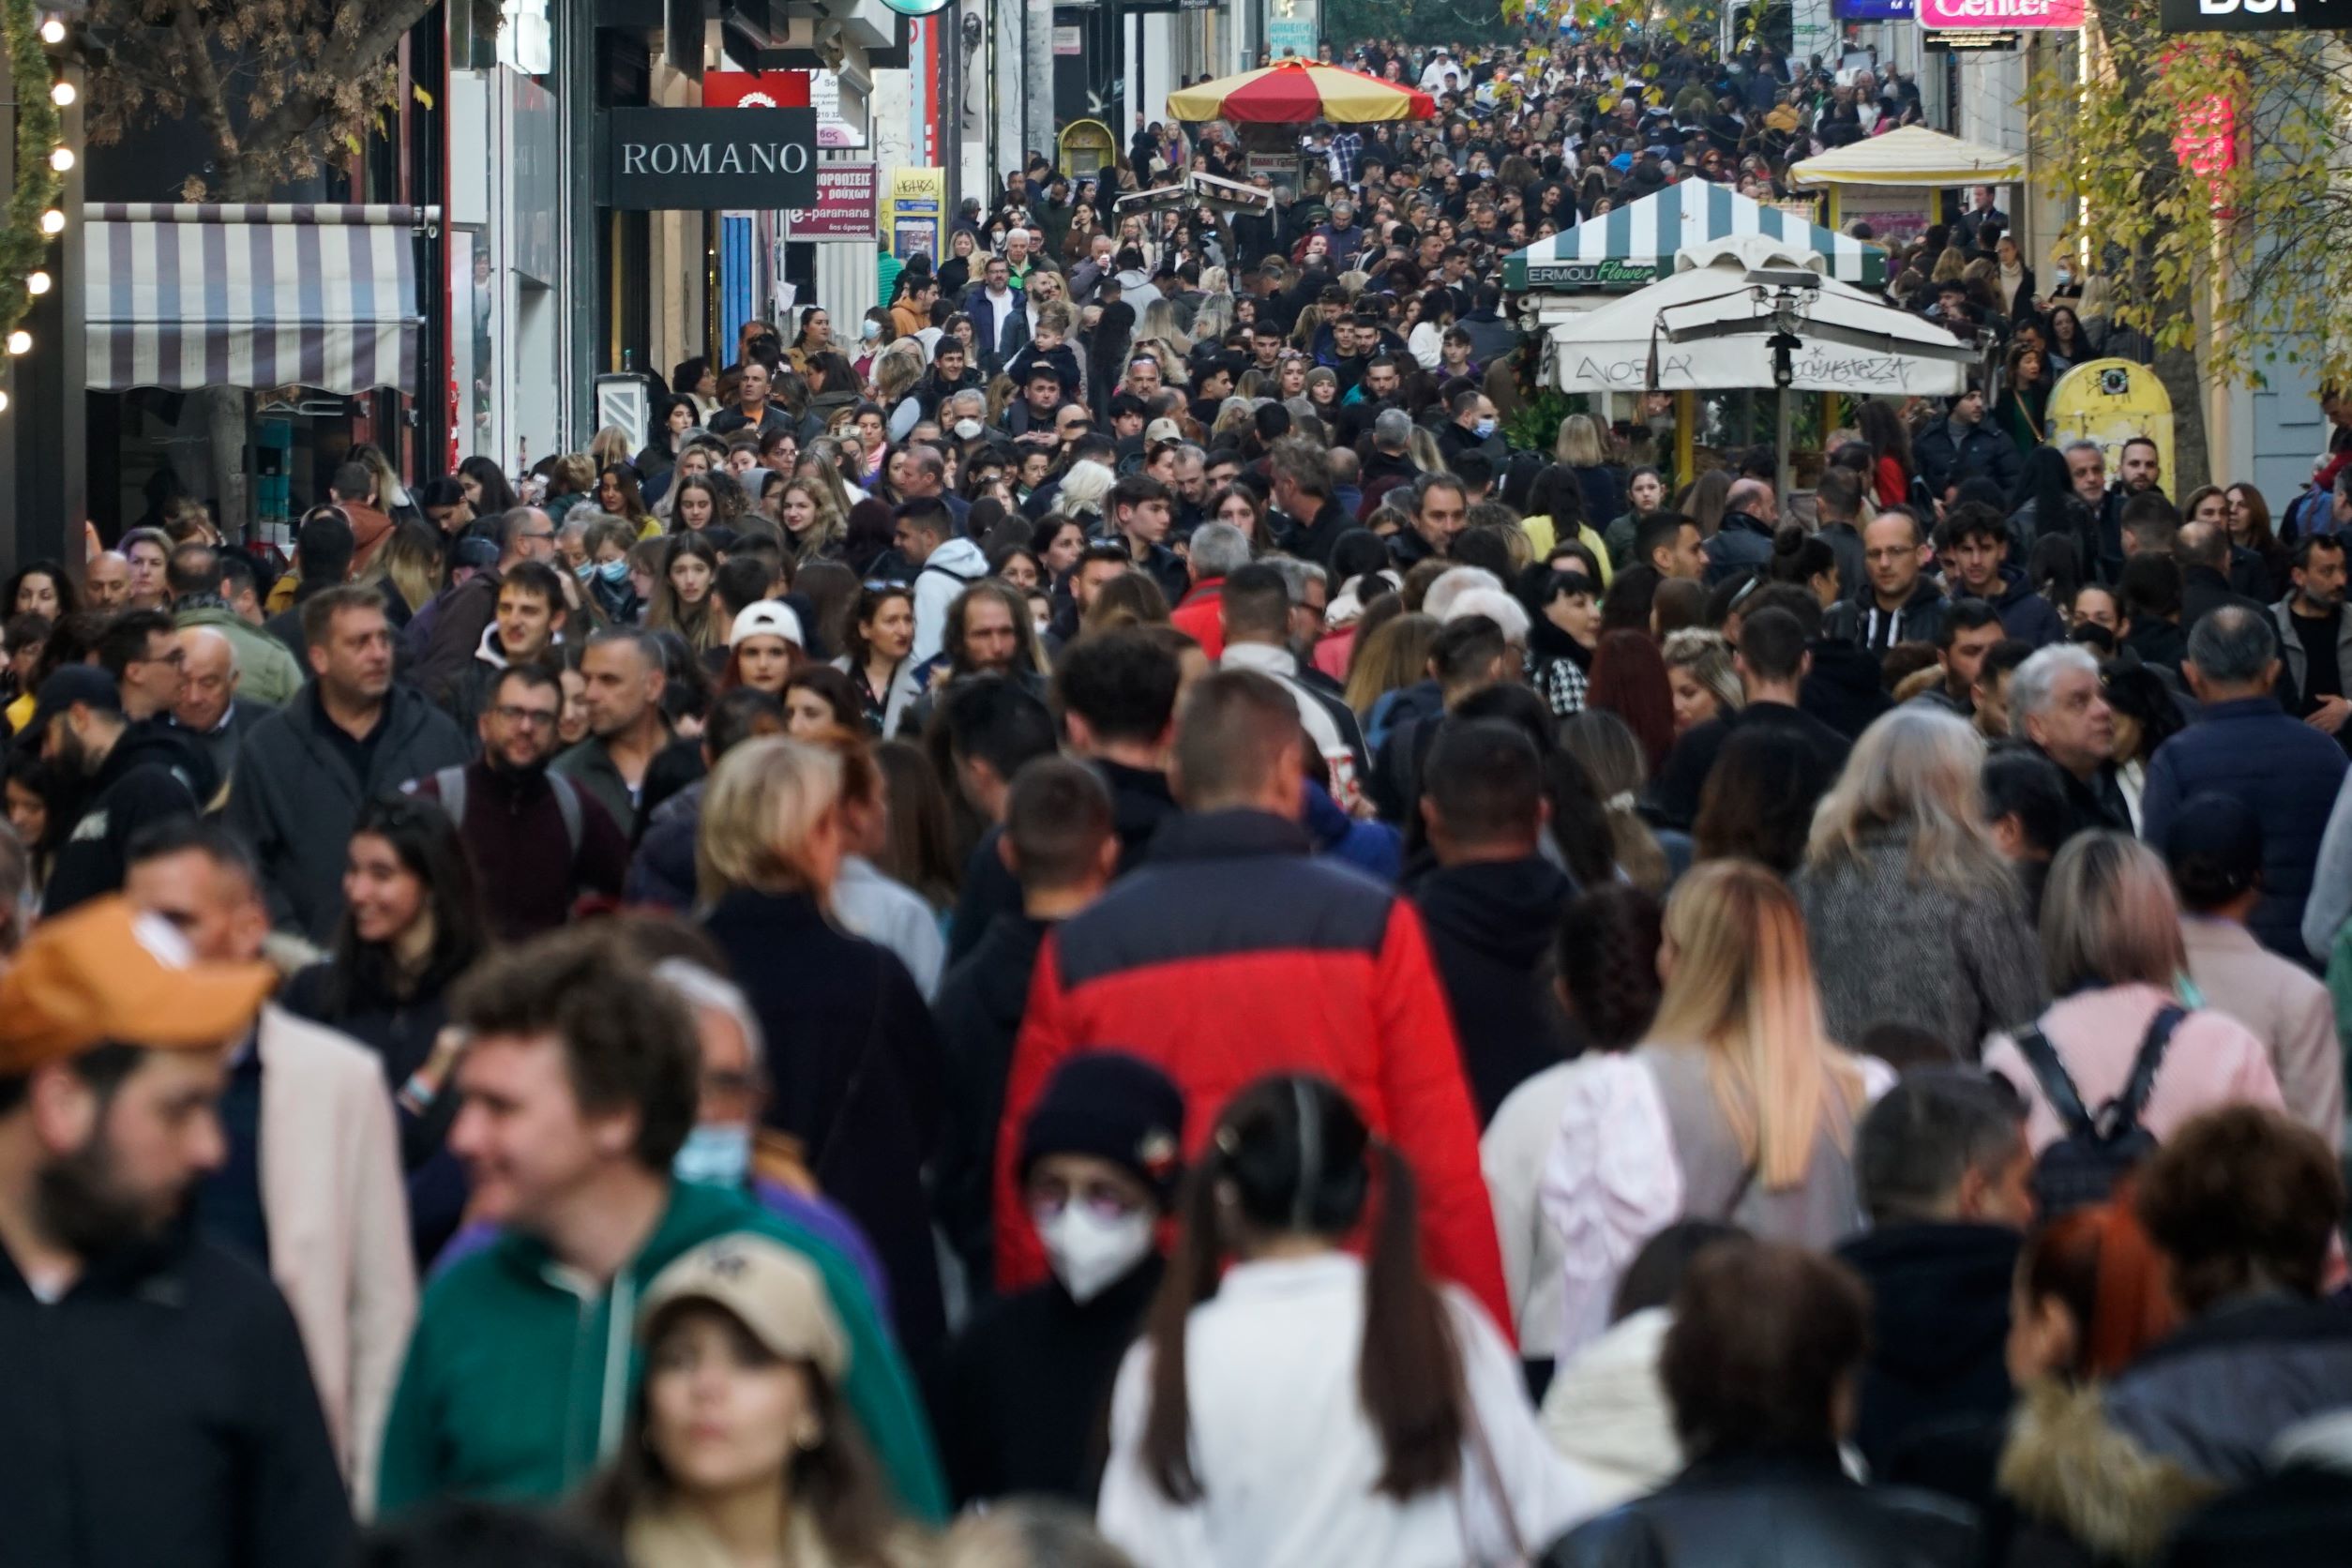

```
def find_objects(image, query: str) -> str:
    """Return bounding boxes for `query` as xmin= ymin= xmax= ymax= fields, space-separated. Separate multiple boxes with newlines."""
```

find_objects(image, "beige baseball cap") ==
xmin=640 ymin=1234 xmax=850 ymax=1380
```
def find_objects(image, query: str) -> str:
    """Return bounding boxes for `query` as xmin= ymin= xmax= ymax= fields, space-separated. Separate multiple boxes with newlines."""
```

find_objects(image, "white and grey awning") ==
xmin=83 ymin=204 xmax=434 ymax=395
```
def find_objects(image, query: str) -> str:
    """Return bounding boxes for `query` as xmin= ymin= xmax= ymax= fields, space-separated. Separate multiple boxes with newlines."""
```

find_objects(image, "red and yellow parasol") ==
xmin=1166 ymin=59 xmax=1437 ymax=125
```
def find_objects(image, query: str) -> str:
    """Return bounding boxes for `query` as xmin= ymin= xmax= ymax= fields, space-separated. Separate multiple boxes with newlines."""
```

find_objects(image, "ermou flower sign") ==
xmin=1920 ymin=0 xmax=2084 ymax=26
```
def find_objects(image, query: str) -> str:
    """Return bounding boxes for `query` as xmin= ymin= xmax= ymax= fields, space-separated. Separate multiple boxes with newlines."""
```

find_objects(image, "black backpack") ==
xmin=2012 ymin=1003 xmax=2183 ymax=1217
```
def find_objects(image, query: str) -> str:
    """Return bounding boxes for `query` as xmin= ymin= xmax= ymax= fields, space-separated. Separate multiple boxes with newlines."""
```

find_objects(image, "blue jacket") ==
xmin=2140 ymin=697 xmax=2349 ymax=962
xmin=1982 ymin=564 xmax=2066 ymax=648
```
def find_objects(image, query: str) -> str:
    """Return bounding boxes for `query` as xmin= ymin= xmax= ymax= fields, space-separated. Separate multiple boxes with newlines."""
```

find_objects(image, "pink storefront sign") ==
xmin=1919 ymin=0 xmax=2083 ymax=25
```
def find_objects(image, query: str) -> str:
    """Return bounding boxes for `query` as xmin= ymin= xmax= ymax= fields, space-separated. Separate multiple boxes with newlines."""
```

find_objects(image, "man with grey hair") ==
xmin=2176 ymin=519 xmax=2264 ymax=631
xmin=169 ymin=623 xmax=257 ymax=797
xmin=1270 ymin=555 xmax=1333 ymax=664
xmin=1169 ymin=521 xmax=1252 ymax=659
xmin=895 ymin=443 xmax=971 ymax=529
xmin=1703 ymin=476 xmax=1780 ymax=585
xmin=2141 ymin=604 xmax=2347 ymax=959
xmin=2011 ymin=642 xmax=2130 ymax=842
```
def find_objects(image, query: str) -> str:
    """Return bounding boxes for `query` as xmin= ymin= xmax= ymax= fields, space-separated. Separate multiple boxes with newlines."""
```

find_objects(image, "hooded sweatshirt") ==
xmin=376 ymin=1177 xmax=945 ymax=1521
xmin=1410 ymin=856 xmax=1575 ymax=1123
xmin=910 ymin=536 xmax=988 ymax=665
xmin=1835 ymin=1222 xmax=2021 ymax=1477
xmin=1823 ymin=576 xmax=1950 ymax=656
xmin=1973 ymin=563 xmax=2066 ymax=649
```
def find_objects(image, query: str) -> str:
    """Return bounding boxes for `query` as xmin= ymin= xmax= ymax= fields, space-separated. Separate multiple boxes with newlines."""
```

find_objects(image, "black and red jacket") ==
xmin=994 ymin=808 xmax=1511 ymax=1334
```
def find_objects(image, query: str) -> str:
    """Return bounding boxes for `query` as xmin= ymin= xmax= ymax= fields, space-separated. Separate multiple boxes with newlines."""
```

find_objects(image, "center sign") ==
xmin=606 ymin=108 xmax=821 ymax=210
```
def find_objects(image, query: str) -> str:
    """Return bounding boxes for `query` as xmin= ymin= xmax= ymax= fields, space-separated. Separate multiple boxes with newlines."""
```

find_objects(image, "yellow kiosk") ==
xmin=1059 ymin=120 xmax=1117 ymax=181
xmin=2047 ymin=359 xmax=2175 ymax=484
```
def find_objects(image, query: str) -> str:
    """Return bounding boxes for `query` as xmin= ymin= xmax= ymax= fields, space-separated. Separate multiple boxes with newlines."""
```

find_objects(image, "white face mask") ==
xmin=954 ymin=417 xmax=984 ymax=440
xmin=1034 ymin=1202 xmax=1156 ymax=1304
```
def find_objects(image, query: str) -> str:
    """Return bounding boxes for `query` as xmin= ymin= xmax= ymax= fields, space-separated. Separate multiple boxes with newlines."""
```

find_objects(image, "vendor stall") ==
xmin=1786 ymin=126 xmax=2028 ymax=250
xmin=1552 ymin=236 xmax=1975 ymax=490
xmin=1167 ymin=58 xmax=1434 ymax=196
xmin=1505 ymin=182 xmax=1888 ymax=294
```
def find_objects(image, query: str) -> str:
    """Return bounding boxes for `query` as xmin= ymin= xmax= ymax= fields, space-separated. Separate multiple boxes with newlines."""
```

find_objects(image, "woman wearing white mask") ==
xmin=935 ymin=1052 xmax=1186 ymax=1507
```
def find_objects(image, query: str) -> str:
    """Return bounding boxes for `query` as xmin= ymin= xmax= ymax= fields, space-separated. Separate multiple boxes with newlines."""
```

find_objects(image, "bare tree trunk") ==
xmin=2156 ymin=342 xmax=2210 ymax=493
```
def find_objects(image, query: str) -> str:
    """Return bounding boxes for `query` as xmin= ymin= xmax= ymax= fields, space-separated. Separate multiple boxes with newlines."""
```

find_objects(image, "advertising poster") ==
xmin=883 ymin=168 xmax=945 ymax=262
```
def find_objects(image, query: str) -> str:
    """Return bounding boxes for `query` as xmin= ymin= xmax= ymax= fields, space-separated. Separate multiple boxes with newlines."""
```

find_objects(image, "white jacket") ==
xmin=1098 ymin=1254 xmax=1591 ymax=1568
xmin=910 ymin=536 xmax=988 ymax=666
xmin=1536 ymin=1307 xmax=1681 ymax=1510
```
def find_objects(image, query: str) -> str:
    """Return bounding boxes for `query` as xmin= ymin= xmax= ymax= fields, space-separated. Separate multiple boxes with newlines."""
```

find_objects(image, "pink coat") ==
xmin=258 ymin=1003 xmax=416 ymax=1515
xmin=1983 ymin=982 xmax=2285 ymax=1153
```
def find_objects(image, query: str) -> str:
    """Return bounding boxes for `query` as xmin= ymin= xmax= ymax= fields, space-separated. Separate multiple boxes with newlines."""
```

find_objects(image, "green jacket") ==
xmin=174 ymin=601 xmax=306 ymax=706
xmin=375 ymin=1179 xmax=946 ymax=1521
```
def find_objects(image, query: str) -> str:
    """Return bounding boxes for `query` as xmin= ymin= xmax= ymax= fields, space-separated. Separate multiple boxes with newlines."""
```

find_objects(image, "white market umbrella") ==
xmin=1550 ymin=237 xmax=1977 ymax=492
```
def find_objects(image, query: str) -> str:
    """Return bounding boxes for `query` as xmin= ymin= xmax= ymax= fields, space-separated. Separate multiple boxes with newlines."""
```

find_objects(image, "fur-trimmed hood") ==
xmin=1998 ymin=1379 xmax=2218 ymax=1565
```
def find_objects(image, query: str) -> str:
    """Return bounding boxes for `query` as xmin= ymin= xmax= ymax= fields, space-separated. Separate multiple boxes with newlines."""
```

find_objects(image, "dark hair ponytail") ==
xmin=1767 ymin=523 xmax=1833 ymax=587
xmin=1358 ymin=1141 xmax=1466 ymax=1499
xmin=1136 ymin=1076 xmax=1464 ymax=1504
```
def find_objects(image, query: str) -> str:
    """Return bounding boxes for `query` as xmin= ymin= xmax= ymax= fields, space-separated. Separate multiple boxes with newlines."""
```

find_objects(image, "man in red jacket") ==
xmin=993 ymin=669 xmax=1512 ymax=1334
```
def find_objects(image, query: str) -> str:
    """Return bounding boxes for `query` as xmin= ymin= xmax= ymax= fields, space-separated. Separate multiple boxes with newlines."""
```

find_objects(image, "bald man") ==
xmin=1704 ymin=477 xmax=1783 ymax=585
xmin=85 ymin=550 xmax=130 ymax=611
xmin=170 ymin=625 xmax=257 ymax=799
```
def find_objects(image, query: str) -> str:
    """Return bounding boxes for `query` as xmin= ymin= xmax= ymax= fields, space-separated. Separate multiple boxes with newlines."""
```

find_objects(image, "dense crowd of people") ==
xmin=5 ymin=23 xmax=2352 ymax=1568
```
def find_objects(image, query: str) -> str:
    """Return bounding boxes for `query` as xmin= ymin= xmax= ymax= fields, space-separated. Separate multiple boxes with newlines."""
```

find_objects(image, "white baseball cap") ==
xmin=730 ymin=600 xmax=805 ymax=648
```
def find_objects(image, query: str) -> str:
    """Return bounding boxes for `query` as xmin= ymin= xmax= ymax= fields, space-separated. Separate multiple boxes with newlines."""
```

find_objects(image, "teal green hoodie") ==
xmin=376 ymin=1179 xmax=946 ymax=1520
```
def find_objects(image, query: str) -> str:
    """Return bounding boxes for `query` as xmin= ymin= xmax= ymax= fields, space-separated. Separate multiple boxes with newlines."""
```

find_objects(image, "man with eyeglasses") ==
xmin=408 ymin=662 xmax=627 ymax=941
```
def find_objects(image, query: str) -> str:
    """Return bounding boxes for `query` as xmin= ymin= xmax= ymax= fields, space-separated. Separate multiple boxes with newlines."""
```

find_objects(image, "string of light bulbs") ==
xmin=0 ymin=0 xmax=71 ymax=415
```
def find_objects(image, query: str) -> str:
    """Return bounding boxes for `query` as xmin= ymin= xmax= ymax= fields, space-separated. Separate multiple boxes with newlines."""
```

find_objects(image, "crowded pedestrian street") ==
xmin=0 ymin=0 xmax=2349 ymax=1563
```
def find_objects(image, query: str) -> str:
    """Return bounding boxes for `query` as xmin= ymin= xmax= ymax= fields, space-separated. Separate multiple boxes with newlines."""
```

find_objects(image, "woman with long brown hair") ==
xmin=1096 ymin=1075 xmax=1589 ymax=1565
xmin=583 ymin=1234 xmax=924 ymax=1567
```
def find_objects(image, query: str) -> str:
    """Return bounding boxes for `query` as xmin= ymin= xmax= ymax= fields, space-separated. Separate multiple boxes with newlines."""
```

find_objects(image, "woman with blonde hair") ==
xmin=698 ymin=734 xmax=952 ymax=1353
xmin=873 ymin=339 xmax=928 ymax=440
xmin=1343 ymin=611 xmax=1440 ymax=722
xmin=1533 ymin=861 xmax=1878 ymax=1361
xmin=1983 ymin=832 xmax=2284 ymax=1155
xmin=778 ymin=476 xmax=849 ymax=564
xmin=1405 ymin=426 xmax=1449 ymax=477
xmin=1660 ymin=628 xmax=1741 ymax=735
xmin=1794 ymin=706 xmax=2045 ymax=1059
xmin=1052 ymin=460 xmax=1118 ymax=521
xmin=1639 ymin=860 xmax=1875 ymax=1244
xmin=368 ymin=521 xmax=447 ymax=616
xmin=1554 ymin=414 xmax=1626 ymax=527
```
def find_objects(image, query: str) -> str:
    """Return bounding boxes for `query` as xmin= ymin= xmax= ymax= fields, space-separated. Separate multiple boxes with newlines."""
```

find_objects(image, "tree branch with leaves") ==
xmin=83 ymin=0 xmax=500 ymax=202
xmin=2027 ymin=4 xmax=2352 ymax=483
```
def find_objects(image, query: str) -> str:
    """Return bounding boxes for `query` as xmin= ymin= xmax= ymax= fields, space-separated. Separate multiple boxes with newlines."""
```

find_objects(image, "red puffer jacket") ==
xmin=992 ymin=809 xmax=1512 ymax=1337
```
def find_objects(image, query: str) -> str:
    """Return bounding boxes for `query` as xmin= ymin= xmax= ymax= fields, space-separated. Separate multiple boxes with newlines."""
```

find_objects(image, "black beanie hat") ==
xmin=1018 ymin=1051 xmax=1186 ymax=1207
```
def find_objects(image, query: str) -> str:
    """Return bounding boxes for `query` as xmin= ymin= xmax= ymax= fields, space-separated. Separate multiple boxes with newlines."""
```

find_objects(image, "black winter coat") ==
xmin=0 ymin=1224 xmax=355 ymax=1568
xmin=934 ymin=1256 xmax=1163 ymax=1506
xmin=932 ymin=912 xmax=1050 ymax=1289
xmin=1542 ymin=1451 xmax=1979 ymax=1568
xmin=1836 ymin=1223 xmax=2020 ymax=1478
xmin=703 ymin=887 xmax=949 ymax=1356
xmin=42 ymin=725 xmax=203 ymax=916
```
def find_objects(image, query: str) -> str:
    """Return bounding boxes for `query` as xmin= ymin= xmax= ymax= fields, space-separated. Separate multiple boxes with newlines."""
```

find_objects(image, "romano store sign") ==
xmin=605 ymin=108 xmax=820 ymax=210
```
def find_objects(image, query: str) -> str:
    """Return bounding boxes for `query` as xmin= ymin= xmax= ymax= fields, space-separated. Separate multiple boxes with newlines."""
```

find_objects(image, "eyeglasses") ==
xmin=492 ymin=705 xmax=561 ymax=728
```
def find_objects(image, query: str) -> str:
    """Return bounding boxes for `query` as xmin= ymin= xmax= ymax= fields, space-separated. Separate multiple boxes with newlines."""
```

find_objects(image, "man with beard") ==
xmin=409 ymin=663 xmax=627 ymax=941
xmin=36 ymin=666 xmax=204 ymax=916
xmin=2275 ymin=535 xmax=2352 ymax=753
xmin=0 ymin=895 xmax=356 ymax=1567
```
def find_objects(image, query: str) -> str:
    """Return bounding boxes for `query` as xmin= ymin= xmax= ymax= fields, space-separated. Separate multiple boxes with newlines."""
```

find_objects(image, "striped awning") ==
xmin=1504 ymin=183 xmax=1885 ymax=293
xmin=84 ymin=204 xmax=432 ymax=395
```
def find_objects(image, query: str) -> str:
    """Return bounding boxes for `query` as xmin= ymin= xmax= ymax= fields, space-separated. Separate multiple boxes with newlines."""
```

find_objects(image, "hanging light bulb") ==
xmin=38 ymin=209 xmax=64 ymax=234
xmin=7 ymin=330 xmax=32 ymax=355
xmin=50 ymin=81 xmax=74 ymax=106
xmin=38 ymin=14 xmax=66 ymax=42
xmin=50 ymin=145 xmax=73 ymax=173
xmin=26 ymin=271 xmax=51 ymax=296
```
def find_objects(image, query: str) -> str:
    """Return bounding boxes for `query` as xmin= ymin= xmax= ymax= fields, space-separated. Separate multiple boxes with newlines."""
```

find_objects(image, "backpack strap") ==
xmin=548 ymin=772 xmax=585 ymax=861
xmin=433 ymin=766 xmax=467 ymax=826
xmin=2109 ymin=1004 xmax=2186 ymax=1134
xmin=2013 ymin=1022 xmax=2095 ymax=1139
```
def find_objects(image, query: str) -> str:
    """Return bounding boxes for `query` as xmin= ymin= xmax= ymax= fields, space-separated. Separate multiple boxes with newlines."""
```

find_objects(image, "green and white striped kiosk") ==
xmin=1503 ymin=182 xmax=1888 ymax=294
